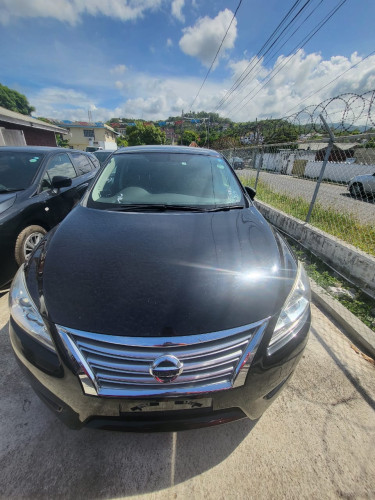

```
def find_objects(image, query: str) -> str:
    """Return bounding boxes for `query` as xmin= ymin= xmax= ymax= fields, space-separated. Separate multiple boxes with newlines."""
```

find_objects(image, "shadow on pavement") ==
xmin=340 ymin=192 xmax=375 ymax=204
xmin=0 ymin=320 xmax=257 ymax=499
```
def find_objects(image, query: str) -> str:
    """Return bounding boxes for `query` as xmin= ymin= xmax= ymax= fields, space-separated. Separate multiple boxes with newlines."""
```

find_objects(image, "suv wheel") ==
xmin=15 ymin=225 xmax=47 ymax=265
xmin=349 ymin=183 xmax=364 ymax=197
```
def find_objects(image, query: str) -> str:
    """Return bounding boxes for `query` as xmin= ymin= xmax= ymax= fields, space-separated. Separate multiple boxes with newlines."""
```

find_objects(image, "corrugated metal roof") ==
xmin=298 ymin=143 xmax=329 ymax=151
xmin=298 ymin=142 xmax=358 ymax=151
xmin=0 ymin=106 xmax=68 ymax=134
xmin=51 ymin=120 xmax=118 ymax=134
xmin=335 ymin=142 xmax=358 ymax=150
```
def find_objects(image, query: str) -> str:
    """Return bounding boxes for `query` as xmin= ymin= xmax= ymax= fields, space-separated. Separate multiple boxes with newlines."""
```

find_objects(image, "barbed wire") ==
xmin=242 ymin=91 xmax=375 ymax=143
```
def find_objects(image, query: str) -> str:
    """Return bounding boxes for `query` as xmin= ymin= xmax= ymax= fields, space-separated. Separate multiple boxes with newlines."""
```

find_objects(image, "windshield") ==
xmin=88 ymin=152 xmax=245 ymax=209
xmin=0 ymin=152 xmax=45 ymax=191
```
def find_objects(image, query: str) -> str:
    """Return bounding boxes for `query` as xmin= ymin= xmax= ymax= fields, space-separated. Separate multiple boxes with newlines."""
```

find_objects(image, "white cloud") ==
xmin=166 ymin=38 xmax=173 ymax=48
xmin=179 ymin=9 xmax=237 ymax=68
xmin=115 ymin=80 xmax=124 ymax=89
xmin=221 ymin=50 xmax=375 ymax=122
xmin=111 ymin=64 xmax=127 ymax=74
xmin=171 ymin=0 xmax=185 ymax=22
xmin=0 ymin=0 xmax=162 ymax=25
xmin=29 ymin=51 xmax=375 ymax=125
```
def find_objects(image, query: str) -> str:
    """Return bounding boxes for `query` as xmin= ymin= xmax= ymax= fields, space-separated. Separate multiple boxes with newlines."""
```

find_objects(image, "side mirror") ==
xmin=245 ymin=186 xmax=256 ymax=200
xmin=51 ymin=176 xmax=72 ymax=189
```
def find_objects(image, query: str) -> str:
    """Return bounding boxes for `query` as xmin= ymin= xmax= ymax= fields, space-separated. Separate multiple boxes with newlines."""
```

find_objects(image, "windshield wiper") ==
xmin=0 ymin=188 xmax=24 ymax=194
xmin=108 ymin=204 xmax=216 ymax=212
xmin=107 ymin=203 xmax=246 ymax=212
xmin=202 ymin=205 xmax=245 ymax=212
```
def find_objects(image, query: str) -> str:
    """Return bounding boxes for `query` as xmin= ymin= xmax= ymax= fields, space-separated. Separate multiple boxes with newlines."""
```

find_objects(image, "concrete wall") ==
xmin=304 ymin=161 xmax=375 ymax=182
xmin=255 ymin=200 xmax=375 ymax=298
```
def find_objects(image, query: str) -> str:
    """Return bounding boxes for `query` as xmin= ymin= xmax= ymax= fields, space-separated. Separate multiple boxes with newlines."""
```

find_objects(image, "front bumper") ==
xmin=9 ymin=312 xmax=310 ymax=431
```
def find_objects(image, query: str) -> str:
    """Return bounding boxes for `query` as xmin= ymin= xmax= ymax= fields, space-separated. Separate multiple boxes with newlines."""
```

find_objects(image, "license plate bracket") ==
xmin=120 ymin=398 xmax=213 ymax=413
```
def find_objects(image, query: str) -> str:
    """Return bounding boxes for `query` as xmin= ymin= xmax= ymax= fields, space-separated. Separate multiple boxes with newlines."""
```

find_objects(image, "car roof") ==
xmin=0 ymin=146 xmax=91 ymax=154
xmin=114 ymin=145 xmax=221 ymax=157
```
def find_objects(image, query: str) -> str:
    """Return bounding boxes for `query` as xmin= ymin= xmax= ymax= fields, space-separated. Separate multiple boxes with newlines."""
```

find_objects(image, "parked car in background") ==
xmin=348 ymin=172 xmax=375 ymax=198
xmin=230 ymin=156 xmax=245 ymax=169
xmin=86 ymin=153 xmax=101 ymax=169
xmin=0 ymin=146 xmax=99 ymax=287
xmin=93 ymin=149 xmax=116 ymax=165
xmin=9 ymin=145 xmax=311 ymax=431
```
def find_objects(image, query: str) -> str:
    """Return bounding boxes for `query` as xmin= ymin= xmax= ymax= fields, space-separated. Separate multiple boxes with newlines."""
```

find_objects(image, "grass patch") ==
xmin=285 ymin=237 xmax=375 ymax=332
xmin=240 ymin=174 xmax=375 ymax=256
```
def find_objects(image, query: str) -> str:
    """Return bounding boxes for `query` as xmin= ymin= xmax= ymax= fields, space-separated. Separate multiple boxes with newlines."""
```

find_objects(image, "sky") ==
xmin=0 ymin=0 xmax=375 ymax=123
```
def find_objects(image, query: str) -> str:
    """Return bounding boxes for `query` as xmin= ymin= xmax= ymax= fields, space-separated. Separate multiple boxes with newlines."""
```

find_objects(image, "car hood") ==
xmin=349 ymin=174 xmax=374 ymax=183
xmin=27 ymin=205 xmax=297 ymax=337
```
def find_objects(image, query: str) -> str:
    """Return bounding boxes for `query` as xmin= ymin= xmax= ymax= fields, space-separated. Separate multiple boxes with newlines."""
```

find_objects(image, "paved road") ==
xmin=240 ymin=170 xmax=375 ymax=225
xmin=0 ymin=292 xmax=374 ymax=499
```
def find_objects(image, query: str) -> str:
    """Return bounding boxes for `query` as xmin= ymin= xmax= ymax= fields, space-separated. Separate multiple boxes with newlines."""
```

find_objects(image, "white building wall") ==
xmin=304 ymin=161 xmax=375 ymax=182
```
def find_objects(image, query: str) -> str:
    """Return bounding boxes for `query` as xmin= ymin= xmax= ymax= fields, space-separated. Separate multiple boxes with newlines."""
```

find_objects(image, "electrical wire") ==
xmin=226 ymin=0 xmax=348 ymax=117
xmin=189 ymin=0 xmax=243 ymax=110
xmin=214 ymin=0 xmax=312 ymax=111
xmin=216 ymin=0 xmax=324 ymax=112
xmin=284 ymin=50 xmax=375 ymax=116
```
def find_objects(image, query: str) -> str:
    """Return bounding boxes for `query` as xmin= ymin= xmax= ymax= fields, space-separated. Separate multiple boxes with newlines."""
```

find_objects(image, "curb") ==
xmin=310 ymin=280 xmax=375 ymax=359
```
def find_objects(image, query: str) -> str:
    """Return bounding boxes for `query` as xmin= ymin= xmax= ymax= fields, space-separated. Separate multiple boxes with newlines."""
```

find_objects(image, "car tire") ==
xmin=15 ymin=225 xmax=47 ymax=265
xmin=349 ymin=183 xmax=364 ymax=198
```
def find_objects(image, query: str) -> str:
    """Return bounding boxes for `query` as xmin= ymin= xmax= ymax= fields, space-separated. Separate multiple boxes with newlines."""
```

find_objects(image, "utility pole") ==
xmin=207 ymin=115 xmax=210 ymax=148
xmin=181 ymin=109 xmax=184 ymax=145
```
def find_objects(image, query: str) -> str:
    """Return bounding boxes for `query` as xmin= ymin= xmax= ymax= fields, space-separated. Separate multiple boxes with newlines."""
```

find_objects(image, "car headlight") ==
xmin=9 ymin=265 xmax=56 ymax=352
xmin=268 ymin=263 xmax=310 ymax=355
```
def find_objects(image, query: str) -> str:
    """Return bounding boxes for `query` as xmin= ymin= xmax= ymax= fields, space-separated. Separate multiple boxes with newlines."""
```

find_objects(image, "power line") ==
xmin=189 ymin=0 xmax=243 ymax=110
xmin=227 ymin=0 xmax=348 ymax=117
xmin=215 ymin=0 xmax=324 ymax=112
xmin=284 ymin=50 xmax=375 ymax=116
xmin=214 ymin=0 xmax=311 ymax=111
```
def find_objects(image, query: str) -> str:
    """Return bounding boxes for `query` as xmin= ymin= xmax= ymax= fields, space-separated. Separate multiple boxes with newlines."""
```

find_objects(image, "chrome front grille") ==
xmin=57 ymin=319 xmax=268 ymax=397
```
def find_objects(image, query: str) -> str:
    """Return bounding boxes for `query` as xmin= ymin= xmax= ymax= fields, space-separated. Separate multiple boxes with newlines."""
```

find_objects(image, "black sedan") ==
xmin=9 ymin=145 xmax=310 ymax=431
xmin=0 ymin=147 xmax=99 ymax=288
xmin=93 ymin=149 xmax=117 ymax=165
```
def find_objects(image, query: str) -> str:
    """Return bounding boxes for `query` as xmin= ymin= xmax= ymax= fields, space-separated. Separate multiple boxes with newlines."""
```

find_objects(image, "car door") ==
xmin=69 ymin=152 xmax=98 ymax=198
xmin=38 ymin=152 xmax=81 ymax=228
xmin=363 ymin=173 xmax=375 ymax=195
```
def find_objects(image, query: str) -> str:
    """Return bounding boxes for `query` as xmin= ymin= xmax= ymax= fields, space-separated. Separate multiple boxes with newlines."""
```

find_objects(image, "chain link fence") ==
xmin=222 ymin=135 xmax=375 ymax=257
xmin=220 ymin=136 xmax=375 ymax=337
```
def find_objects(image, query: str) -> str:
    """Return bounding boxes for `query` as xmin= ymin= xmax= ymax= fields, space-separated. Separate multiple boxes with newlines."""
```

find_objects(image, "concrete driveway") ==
xmin=0 ymin=291 xmax=374 ymax=499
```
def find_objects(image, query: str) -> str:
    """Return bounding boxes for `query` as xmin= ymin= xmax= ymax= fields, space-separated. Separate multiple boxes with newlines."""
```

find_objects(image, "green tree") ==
xmin=0 ymin=83 xmax=35 ymax=115
xmin=126 ymin=122 xmax=165 ymax=146
xmin=116 ymin=136 xmax=128 ymax=148
xmin=126 ymin=123 xmax=146 ymax=146
xmin=56 ymin=134 xmax=69 ymax=148
xmin=181 ymin=129 xmax=199 ymax=146
xmin=143 ymin=125 xmax=166 ymax=145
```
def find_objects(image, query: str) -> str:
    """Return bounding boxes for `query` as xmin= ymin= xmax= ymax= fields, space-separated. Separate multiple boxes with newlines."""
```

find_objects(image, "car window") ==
xmin=89 ymin=152 xmax=244 ymax=208
xmin=88 ymin=154 xmax=100 ymax=169
xmin=71 ymin=152 xmax=94 ymax=175
xmin=0 ymin=151 xmax=45 ymax=191
xmin=41 ymin=153 xmax=76 ymax=191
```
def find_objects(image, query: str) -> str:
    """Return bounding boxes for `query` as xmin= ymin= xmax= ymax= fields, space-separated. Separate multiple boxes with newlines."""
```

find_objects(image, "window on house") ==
xmin=84 ymin=129 xmax=95 ymax=138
